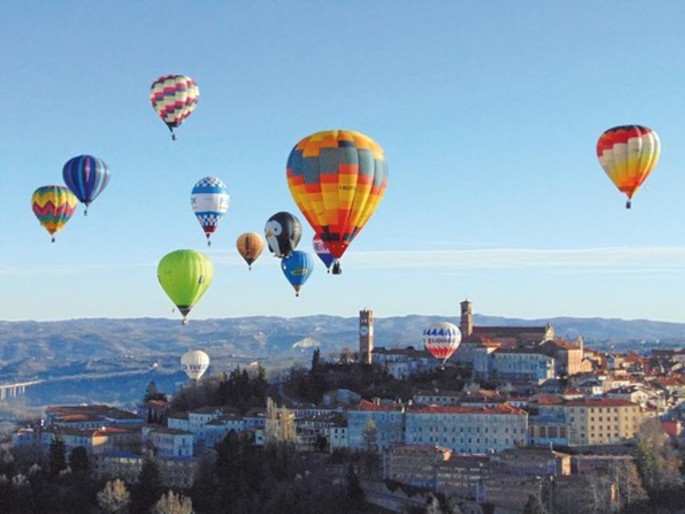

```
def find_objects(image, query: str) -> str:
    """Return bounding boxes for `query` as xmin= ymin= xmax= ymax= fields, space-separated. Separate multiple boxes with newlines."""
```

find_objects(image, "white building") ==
xmin=347 ymin=399 xmax=405 ymax=451
xmin=147 ymin=427 xmax=194 ymax=458
xmin=404 ymin=404 xmax=528 ymax=454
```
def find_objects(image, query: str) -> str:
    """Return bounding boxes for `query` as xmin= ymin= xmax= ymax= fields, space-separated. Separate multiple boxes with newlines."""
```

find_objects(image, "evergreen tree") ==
xmin=68 ymin=446 xmax=89 ymax=475
xmin=311 ymin=347 xmax=321 ymax=373
xmin=522 ymin=493 xmax=547 ymax=514
xmin=131 ymin=457 xmax=163 ymax=514
xmin=48 ymin=436 xmax=67 ymax=478
xmin=189 ymin=456 xmax=215 ymax=513
xmin=345 ymin=462 xmax=364 ymax=510
xmin=144 ymin=381 xmax=167 ymax=403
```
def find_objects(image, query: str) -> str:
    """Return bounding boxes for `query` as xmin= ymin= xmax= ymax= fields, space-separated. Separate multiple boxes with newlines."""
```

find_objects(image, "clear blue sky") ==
xmin=1 ymin=2 xmax=685 ymax=323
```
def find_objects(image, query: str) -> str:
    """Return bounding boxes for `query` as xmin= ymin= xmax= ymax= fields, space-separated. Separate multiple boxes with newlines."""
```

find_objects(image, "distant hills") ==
xmin=1 ymin=314 xmax=684 ymax=407
xmin=1 ymin=314 xmax=684 ymax=368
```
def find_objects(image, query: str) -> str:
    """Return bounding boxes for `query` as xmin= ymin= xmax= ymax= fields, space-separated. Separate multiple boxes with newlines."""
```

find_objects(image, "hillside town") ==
xmin=4 ymin=301 xmax=685 ymax=513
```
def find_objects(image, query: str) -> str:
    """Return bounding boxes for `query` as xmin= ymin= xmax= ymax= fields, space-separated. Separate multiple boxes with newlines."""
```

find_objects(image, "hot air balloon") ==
xmin=265 ymin=211 xmax=302 ymax=258
xmin=31 ymin=185 xmax=78 ymax=242
xmin=181 ymin=350 xmax=210 ymax=381
xmin=191 ymin=177 xmax=230 ymax=246
xmin=150 ymin=74 xmax=200 ymax=140
xmin=62 ymin=155 xmax=110 ymax=215
xmin=286 ymin=129 xmax=388 ymax=274
xmin=313 ymin=235 xmax=335 ymax=273
xmin=596 ymin=125 xmax=661 ymax=209
xmin=422 ymin=322 xmax=462 ymax=366
xmin=281 ymin=250 xmax=314 ymax=297
xmin=157 ymin=250 xmax=213 ymax=324
xmin=236 ymin=232 xmax=265 ymax=270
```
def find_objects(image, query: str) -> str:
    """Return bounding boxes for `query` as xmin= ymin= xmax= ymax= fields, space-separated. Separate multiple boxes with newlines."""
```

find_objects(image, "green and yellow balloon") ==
xmin=157 ymin=250 xmax=213 ymax=324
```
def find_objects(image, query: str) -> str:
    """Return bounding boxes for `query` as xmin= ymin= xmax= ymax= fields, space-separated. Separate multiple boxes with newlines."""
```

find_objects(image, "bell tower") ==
xmin=460 ymin=299 xmax=473 ymax=337
xmin=359 ymin=309 xmax=374 ymax=364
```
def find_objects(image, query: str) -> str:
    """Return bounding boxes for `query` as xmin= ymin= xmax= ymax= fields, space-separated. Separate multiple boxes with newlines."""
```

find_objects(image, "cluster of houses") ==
xmin=8 ymin=301 xmax=685 ymax=512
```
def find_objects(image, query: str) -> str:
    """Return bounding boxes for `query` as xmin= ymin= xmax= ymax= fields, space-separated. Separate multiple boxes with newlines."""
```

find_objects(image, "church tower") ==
xmin=359 ymin=309 xmax=374 ymax=364
xmin=460 ymin=300 xmax=473 ymax=337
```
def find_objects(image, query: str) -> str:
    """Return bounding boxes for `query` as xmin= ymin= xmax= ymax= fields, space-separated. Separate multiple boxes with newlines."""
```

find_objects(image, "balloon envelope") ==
xmin=264 ymin=211 xmax=302 ymax=258
xmin=281 ymin=250 xmax=315 ymax=296
xmin=423 ymin=322 xmax=462 ymax=364
xmin=150 ymin=75 xmax=200 ymax=138
xmin=157 ymin=250 xmax=213 ymax=323
xmin=181 ymin=350 xmax=210 ymax=380
xmin=313 ymin=235 xmax=335 ymax=271
xmin=286 ymin=130 xmax=388 ymax=261
xmin=236 ymin=232 xmax=265 ymax=269
xmin=191 ymin=177 xmax=230 ymax=245
xmin=596 ymin=125 xmax=660 ymax=208
xmin=31 ymin=185 xmax=78 ymax=242
xmin=62 ymin=155 xmax=110 ymax=214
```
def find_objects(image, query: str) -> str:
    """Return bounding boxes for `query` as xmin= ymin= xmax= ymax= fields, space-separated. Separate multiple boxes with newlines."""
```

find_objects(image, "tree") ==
xmin=131 ymin=457 xmax=163 ymax=514
xmin=68 ymin=446 xmax=89 ymax=475
xmin=311 ymin=347 xmax=321 ymax=373
xmin=522 ymin=493 xmax=547 ymax=514
xmin=362 ymin=419 xmax=377 ymax=453
xmin=48 ymin=436 xmax=67 ymax=478
xmin=189 ymin=456 xmax=215 ymax=514
xmin=152 ymin=490 xmax=194 ymax=514
xmin=345 ymin=463 xmax=364 ymax=510
xmin=144 ymin=381 xmax=167 ymax=403
xmin=97 ymin=479 xmax=131 ymax=514
xmin=635 ymin=418 xmax=684 ymax=498
xmin=613 ymin=458 xmax=647 ymax=510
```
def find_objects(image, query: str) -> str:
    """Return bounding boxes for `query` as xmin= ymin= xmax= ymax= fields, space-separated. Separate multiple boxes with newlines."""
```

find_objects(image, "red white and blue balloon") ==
xmin=62 ymin=154 xmax=110 ymax=215
xmin=191 ymin=177 xmax=230 ymax=246
xmin=313 ymin=235 xmax=335 ymax=272
xmin=423 ymin=322 xmax=462 ymax=364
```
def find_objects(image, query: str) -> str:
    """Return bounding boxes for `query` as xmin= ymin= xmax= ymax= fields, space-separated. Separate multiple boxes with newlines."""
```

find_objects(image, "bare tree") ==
xmin=636 ymin=418 xmax=684 ymax=496
xmin=97 ymin=478 xmax=131 ymax=514
xmin=612 ymin=458 xmax=647 ymax=509
xmin=152 ymin=490 xmax=194 ymax=514
xmin=265 ymin=398 xmax=295 ymax=446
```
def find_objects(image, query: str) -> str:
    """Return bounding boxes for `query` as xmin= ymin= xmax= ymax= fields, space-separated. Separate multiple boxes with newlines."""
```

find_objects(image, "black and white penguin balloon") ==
xmin=264 ymin=211 xmax=302 ymax=258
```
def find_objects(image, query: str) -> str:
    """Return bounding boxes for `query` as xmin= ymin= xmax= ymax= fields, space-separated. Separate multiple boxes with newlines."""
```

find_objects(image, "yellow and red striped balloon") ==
xmin=286 ymin=130 xmax=388 ymax=273
xmin=596 ymin=125 xmax=660 ymax=208
xmin=31 ymin=185 xmax=78 ymax=242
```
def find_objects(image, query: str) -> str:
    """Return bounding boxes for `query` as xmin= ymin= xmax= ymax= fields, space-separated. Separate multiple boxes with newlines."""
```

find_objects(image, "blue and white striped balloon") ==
xmin=62 ymin=155 xmax=110 ymax=215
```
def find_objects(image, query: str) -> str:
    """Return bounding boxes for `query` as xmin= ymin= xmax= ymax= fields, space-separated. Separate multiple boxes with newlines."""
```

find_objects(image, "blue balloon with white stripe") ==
xmin=191 ymin=176 xmax=230 ymax=246
xmin=62 ymin=155 xmax=110 ymax=215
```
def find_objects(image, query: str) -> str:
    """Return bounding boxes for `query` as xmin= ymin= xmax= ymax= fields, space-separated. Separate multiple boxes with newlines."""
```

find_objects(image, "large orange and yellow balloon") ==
xmin=286 ymin=130 xmax=388 ymax=274
xmin=31 ymin=185 xmax=78 ymax=242
xmin=596 ymin=125 xmax=660 ymax=209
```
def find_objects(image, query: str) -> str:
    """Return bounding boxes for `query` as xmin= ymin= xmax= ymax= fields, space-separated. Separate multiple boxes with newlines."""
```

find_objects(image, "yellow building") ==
xmin=563 ymin=398 xmax=645 ymax=446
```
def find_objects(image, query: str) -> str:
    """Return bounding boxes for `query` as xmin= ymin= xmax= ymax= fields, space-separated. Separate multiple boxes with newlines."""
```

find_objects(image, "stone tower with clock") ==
xmin=460 ymin=299 xmax=473 ymax=337
xmin=359 ymin=309 xmax=374 ymax=364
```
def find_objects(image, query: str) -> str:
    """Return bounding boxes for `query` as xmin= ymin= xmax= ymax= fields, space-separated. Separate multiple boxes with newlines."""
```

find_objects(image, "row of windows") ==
xmin=412 ymin=436 xmax=515 ymax=446
xmin=412 ymin=426 xmax=525 ymax=434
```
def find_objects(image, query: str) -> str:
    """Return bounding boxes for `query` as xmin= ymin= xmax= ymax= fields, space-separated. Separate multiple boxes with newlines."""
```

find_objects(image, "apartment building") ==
xmin=532 ymin=397 xmax=647 ymax=446
xmin=404 ymin=404 xmax=528 ymax=454
xmin=382 ymin=445 xmax=452 ymax=488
